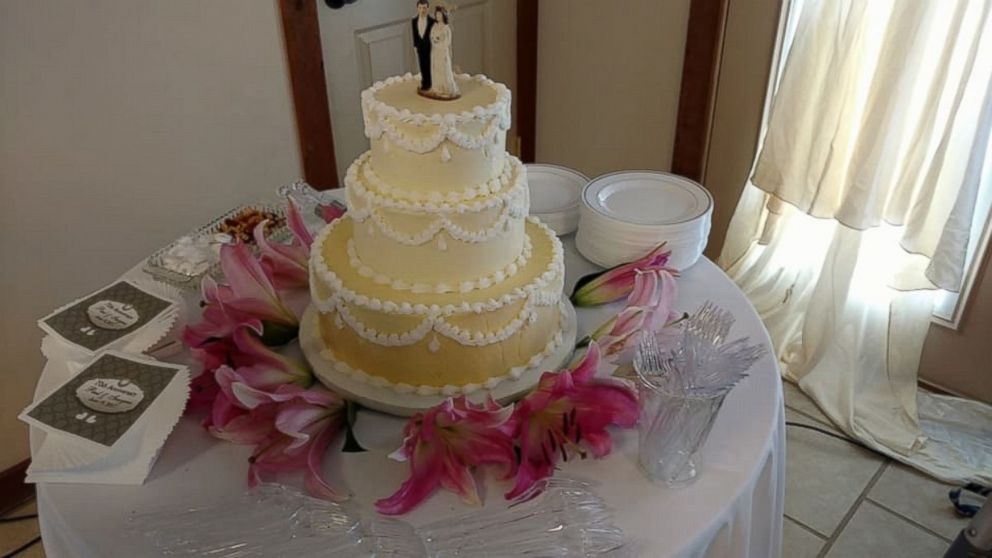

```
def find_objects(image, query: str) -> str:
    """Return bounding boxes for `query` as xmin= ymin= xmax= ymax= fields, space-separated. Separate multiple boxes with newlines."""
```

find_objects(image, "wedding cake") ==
xmin=307 ymin=73 xmax=569 ymax=396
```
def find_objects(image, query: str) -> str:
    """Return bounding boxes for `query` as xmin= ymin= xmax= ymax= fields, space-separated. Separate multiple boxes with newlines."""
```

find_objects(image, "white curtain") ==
xmin=719 ymin=0 xmax=992 ymax=483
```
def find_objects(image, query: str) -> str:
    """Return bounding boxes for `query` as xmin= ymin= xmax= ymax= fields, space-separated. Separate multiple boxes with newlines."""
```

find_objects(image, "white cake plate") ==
xmin=299 ymin=298 xmax=578 ymax=417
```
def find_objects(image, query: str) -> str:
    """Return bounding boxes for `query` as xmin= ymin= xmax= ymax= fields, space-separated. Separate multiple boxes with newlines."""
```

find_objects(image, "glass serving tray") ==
xmin=144 ymin=203 xmax=289 ymax=289
xmin=278 ymin=180 xmax=346 ymax=235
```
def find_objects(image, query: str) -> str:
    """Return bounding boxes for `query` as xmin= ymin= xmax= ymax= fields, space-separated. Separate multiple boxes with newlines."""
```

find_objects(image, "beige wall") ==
xmin=535 ymin=0 xmax=691 ymax=177
xmin=0 ymin=1 xmax=301 ymax=471
xmin=533 ymin=0 xmax=776 ymax=259
xmin=919 ymin=254 xmax=992 ymax=403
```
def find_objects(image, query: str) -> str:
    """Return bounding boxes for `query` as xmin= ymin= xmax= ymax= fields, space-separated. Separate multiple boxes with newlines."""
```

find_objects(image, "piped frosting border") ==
xmin=310 ymin=216 xmax=565 ymax=317
xmin=346 ymin=234 xmax=531 ymax=294
xmin=345 ymin=153 xmax=529 ymax=246
xmin=313 ymin=232 xmax=561 ymax=348
xmin=361 ymin=73 xmax=512 ymax=154
xmin=350 ymin=151 xmax=523 ymax=211
xmin=362 ymin=153 xmax=517 ymax=204
xmin=314 ymin=300 xmax=568 ymax=396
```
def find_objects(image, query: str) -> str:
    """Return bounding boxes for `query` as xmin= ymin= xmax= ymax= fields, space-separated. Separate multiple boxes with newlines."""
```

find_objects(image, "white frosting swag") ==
xmin=362 ymin=73 xmax=512 ymax=154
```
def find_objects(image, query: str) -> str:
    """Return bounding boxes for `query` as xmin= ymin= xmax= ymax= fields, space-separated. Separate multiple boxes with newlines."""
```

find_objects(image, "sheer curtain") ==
xmin=719 ymin=0 xmax=992 ymax=482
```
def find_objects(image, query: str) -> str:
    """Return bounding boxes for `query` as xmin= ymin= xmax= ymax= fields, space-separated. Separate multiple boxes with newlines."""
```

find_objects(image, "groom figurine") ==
xmin=412 ymin=0 xmax=435 ymax=91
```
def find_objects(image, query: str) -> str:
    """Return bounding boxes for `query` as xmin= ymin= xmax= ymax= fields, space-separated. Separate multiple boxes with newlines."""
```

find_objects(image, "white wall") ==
xmin=535 ymin=0 xmax=691 ymax=177
xmin=0 ymin=1 xmax=302 ymax=471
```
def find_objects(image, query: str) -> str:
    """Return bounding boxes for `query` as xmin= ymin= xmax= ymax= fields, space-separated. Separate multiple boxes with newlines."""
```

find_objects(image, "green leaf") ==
xmin=569 ymin=270 xmax=606 ymax=303
xmin=569 ymin=259 xmax=629 ymax=305
xmin=259 ymin=321 xmax=299 ymax=346
xmin=341 ymin=400 xmax=367 ymax=453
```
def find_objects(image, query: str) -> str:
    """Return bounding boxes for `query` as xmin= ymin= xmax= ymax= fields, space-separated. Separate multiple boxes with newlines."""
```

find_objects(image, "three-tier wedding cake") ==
xmin=305 ymin=73 xmax=571 ymax=403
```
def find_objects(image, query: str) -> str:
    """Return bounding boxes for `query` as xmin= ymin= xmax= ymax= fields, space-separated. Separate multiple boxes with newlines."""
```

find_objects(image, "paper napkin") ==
xmin=21 ymin=351 xmax=190 ymax=485
xmin=38 ymin=278 xmax=184 ymax=364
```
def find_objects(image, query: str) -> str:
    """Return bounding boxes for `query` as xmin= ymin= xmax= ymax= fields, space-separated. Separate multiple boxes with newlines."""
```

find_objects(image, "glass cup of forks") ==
xmin=633 ymin=303 xmax=764 ymax=486
xmin=634 ymin=368 xmax=730 ymax=486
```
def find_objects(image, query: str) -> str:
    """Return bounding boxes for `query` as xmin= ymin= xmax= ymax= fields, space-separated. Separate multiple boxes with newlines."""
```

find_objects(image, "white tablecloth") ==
xmin=31 ymin=236 xmax=785 ymax=558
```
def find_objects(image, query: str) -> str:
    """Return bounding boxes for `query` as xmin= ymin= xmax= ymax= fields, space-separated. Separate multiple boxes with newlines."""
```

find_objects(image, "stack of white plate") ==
xmin=576 ymin=171 xmax=713 ymax=270
xmin=526 ymin=164 xmax=588 ymax=235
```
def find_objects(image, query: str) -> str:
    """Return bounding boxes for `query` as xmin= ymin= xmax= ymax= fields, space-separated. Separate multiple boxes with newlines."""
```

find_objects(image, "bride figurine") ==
xmin=425 ymin=5 xmax=460 ymax=100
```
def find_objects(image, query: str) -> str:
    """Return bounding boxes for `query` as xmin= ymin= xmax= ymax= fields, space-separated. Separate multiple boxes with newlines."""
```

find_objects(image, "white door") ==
xmin=317 ymin=0 xmax=518 ymax=183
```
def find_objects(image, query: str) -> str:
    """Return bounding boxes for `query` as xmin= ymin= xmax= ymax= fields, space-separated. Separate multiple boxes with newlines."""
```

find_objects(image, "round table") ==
xmin=30 ymin=236 xmax=785 ymax=558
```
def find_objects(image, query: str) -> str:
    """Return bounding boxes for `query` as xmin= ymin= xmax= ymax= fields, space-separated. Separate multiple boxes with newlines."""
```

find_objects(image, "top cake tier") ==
xmin=361 ymin=74 xmax=511 ymax=195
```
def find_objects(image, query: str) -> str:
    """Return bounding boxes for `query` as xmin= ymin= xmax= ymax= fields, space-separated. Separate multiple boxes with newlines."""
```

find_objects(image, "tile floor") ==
xmin=0 ymin=382 xmax=972 ymax=557
xmin=0 ymin=499 xmax=44 ymax=557
xmin=781 ymin=381 xmax=967 ymax=557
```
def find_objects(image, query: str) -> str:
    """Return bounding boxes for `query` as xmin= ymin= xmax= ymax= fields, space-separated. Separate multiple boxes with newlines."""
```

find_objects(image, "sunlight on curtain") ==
xmin=719 ymin=0 xmax=992 ymax=483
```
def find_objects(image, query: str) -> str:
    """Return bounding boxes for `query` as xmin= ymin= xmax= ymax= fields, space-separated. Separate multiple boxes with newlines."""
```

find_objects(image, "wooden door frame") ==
xmin=279 ymin=0 xmax=339 ymax=190
xmin=0 ymin=459 xmax=33 ymax=515
xmin=671 ymin=0 xmax=730 ymax=183
xmin=516 ymin=0 xmax=538 ymax=163
xmin=279 ymin=0 xmax=539 ymax=189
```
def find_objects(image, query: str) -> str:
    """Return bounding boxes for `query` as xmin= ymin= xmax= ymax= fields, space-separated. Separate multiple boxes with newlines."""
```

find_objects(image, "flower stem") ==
xmin=341 ymin=400 xmax=366 ymax=453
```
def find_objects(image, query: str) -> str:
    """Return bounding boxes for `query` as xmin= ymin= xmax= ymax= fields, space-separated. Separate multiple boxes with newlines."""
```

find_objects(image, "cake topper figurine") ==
xmin=412 ymin=0 xmax=435 ymax=92
xmin=413 ymin=1 xmax=461 ymax=100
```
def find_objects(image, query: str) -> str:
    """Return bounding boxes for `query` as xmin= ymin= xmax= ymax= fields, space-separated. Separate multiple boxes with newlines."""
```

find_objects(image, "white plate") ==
xmin=576 ymin=172 xmax=713 ymax=270
xmin=576 ymin=223 xmax=710 ymax=270
xmin=580 ymin=214 xmax=709 ymax=243
xmin=582 ymin=171 xmax=712 ymax=227
xmin=527 ymin=164 xmax=587 ymax=235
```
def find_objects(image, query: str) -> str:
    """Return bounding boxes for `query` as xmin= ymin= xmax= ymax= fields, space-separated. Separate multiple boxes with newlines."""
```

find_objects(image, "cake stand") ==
xmin=299 ymin=297 xmax=578 ymax=416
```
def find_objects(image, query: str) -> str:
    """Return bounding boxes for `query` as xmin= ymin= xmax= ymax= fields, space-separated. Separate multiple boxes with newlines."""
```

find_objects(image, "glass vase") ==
xmin=636 ymin=375 xmax=728 ymax=487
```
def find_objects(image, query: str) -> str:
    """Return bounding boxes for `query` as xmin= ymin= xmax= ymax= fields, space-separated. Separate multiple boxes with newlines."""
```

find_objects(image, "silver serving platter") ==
xmin=144 ymin=203 xmax=289 ymax=289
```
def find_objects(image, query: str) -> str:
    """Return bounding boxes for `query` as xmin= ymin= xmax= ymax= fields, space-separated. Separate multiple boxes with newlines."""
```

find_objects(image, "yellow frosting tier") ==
xmin=344 ymin=152 xmax=529 ymax=289
xmin=309 ymin=216 xmax=565 ymax=389
xmin=316 ymin=303 xmax=562 ymax=389
xmin=373 ymin=75 xmax=500 ymax=115
xmin=362 ymin=74 xmax=511 ymax=194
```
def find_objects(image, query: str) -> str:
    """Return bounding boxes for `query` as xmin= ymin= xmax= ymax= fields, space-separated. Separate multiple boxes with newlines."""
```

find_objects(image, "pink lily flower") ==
xmin=184 ymin=237 xmax=310 ymax=411
xmin=245 ymin=386 xmax=349 ymax=501
xmin=216 ymin=241 xmax=299 ymax=330
xmin=254 ymin=223 xmax=309 ymax=290
xmin=183 ymin=277 xmax=266 ymax=411
xmin=192 ymin=327 xmax=314 ymax=434
xmin=205 ymin=368 xmax=279 ymax=445
xmin=187 ymin=368 xmax=222 ymax=411
xmin=255 ymin=198 xmax=331 ymax=290
xmin=505 ymin=343 xmax=639 ymax=500
xmin=226 ymin=325 xmax=314 ymax=391
xmin=571 ymin=243 xmax=673 ymax=306
xmin=202 ymin=327 xmax=313 ymax=432
xmin=185 ymin=242 xmax=301 ymax=347
xmin=375 ymin=397 xmax=517 ymax=515
xmin=590 ymin=269 xmax=680 ymax=362
xmin=182 ymin=276 xmax=264 ymax=368
xmin=317 ymin=201 xmax=347 ymax=224
xmin=286 ymin=197 xmax=316 ymax=248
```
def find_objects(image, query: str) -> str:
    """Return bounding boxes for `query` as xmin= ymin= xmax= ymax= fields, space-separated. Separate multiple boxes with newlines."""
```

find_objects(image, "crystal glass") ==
xmin=128 ymin=480 xmax=623 ymax=557
xmin=277 ymin=180 xmax=343 ymax=236
xmin=632 ymin=303 xmax=764 ymax=486
xmin=635 ymin=375 xmax=728 ymax=486
xmin=143 ymin=203 xmax=288 ymax=289
xmin=128 ymin=484 xmax=421 ymax=557
xmin=417 ymin=478 xmax=624 ymax=556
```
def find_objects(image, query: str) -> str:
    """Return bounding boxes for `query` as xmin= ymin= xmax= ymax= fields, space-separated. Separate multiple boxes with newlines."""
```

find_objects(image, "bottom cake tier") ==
xmin=298 ymin=299 xmax=577 ymax=416
xmin=308 ymin=216 xmax=566 ymax=394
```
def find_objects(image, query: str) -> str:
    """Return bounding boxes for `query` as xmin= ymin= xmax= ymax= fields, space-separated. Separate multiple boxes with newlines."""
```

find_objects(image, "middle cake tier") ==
xmin=345 ymin=151 xmax=529 ymax=291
